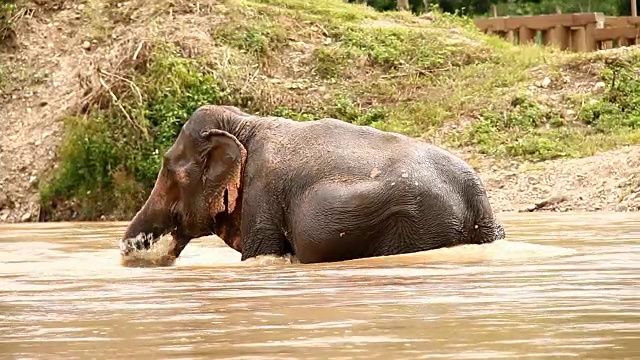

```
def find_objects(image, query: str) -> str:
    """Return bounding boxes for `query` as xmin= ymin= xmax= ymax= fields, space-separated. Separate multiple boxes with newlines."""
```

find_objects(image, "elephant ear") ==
xmin=200 ymin=129 xmax=247 ymax=217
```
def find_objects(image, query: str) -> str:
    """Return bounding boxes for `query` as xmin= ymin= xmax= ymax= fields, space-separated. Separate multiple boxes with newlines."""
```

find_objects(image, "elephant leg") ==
xmin=238 ymin=189 xmax=291 ymax=261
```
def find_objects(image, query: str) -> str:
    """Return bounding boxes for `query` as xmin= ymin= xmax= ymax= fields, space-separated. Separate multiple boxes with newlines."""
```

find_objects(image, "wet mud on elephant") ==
xmin=119 ymin=105 xmax=506 ymax=265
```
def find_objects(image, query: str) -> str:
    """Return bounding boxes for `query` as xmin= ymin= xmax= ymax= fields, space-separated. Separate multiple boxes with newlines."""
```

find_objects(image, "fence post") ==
xmin=588 ymin=12 xmax=606 ymax=51
xmin=557 ymin=26 xmax=570 ymax=50
xmin=543 ymin=26 xmax=569 ymax=49
xmin=572 ymin=27 xmax=586 ymax=51
xmin=519 ymin=25 xmax=536 ymax=44
xmin=619 ymin=37 xmax=630 ymax=47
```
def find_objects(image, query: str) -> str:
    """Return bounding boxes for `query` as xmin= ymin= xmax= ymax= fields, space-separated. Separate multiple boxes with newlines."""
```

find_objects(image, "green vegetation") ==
xmin=0 ymin=0 xmax=15 ymax=30
xmin=41 ymin=45 xmax=228 ymax=219
xmin=451 ymin=53 xmax=640 ymax=161
xmin=453 ymin=94 xmax=572 ymax=160
xmin=578 ymin=55 xmax=640 ymax=132
xmin=353 ymin=0 xmax=634 ymax=17
xmin=38 ymin=0 xmax=640 ymax=220
xmin=0 ymin=0 xmax=16 ymax=50
xmin=491 ymin=0 xmax=623 ymax=17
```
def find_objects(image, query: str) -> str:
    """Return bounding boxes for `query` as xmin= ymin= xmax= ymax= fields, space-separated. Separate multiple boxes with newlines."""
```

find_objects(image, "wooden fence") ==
xmin=474 ymin=13 xmax=640 ymax=52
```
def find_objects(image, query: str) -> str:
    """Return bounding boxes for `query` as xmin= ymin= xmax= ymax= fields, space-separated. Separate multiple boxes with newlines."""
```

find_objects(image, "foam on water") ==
xmin=344 ymin=240 xmax=578 ymax=265
xmin=119 ymin=233 xmax=180 ymax=267
xmin=121 ymin=232 xmax=576 ymax=268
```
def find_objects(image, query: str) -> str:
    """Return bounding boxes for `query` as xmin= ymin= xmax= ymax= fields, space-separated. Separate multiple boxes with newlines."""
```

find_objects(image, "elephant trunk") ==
xmin=121 ymin=175 xmax=176 ymax=255
xmin=122 ymin=202 xmax=170 ymax=240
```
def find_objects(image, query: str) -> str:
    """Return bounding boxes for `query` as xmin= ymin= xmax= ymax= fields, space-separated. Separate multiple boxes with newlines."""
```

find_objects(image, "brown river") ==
xmin=1 ymin=212 xmax=639 ymax=359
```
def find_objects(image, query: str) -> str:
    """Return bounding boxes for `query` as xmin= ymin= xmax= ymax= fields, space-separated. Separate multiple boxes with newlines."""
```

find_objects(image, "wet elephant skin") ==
xmin=120 ymin=105 xmax=506 ymax=264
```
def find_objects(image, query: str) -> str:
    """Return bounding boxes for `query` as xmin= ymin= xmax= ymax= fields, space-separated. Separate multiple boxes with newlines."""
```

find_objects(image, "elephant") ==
xmin=119 ymin=105 xmax=506 ymax=265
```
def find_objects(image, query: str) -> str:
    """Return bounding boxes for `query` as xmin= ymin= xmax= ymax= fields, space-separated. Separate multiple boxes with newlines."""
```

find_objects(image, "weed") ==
xmin=457 ymin=54 xmax=640 ymax=162
xmin=311 ymin=46 xmax=355 ymax=79
xmin=271 ymin=106 xmax=317 ymax=121
xmin=1 ymin=0 xmax=18 ymax=51
xmin=248 ymin=0 xmax=376 ymax=22
xmin=332 ymin=96 xmax=388 ymax=126
xmin=82 ymin=0 xmax=112 ymax=42
xmin=0 ymin=0 xmax=15 ymax=32
xmin=40 ymin=45 xmax=228 ymax=220
xmin=212 ymin=16 xmax=288 ymax=57
xmin=335 ymin=24 xmax=487 ymax=72
xmin=0 ymin=64 xmax=49 ymax=97
xmin=578 ymin=55 xmax=640 ymax=132
xmin=456 ymin=95 xmax=570 ymax=161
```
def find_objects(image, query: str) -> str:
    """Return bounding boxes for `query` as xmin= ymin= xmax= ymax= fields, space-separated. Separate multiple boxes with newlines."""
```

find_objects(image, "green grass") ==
xmin=578 ymin=56 xmax=640 ymax=132
xmin=450 ymin=53 xmax=640 ymax=161
xmin=1 ymin=0 xmax=17 ymax=53
xmin=41 ymin=45 xmax=230 ymax=220
xmin=0 ymin=0 xmax=15 ymax=31
xmin=37 ymin=0 xmax=640 ymax=220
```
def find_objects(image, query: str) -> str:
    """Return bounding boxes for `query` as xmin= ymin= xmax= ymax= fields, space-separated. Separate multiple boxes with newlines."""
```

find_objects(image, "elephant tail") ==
xmin=458 ymin=172 xmax=506 ymax=244
xmin=469 ymin=216 xmax=504 ymax=245
xmin=493 ymin=220 xmax=506 ymax=241
xmin=467 ymin=194 xmax=506 ymax=244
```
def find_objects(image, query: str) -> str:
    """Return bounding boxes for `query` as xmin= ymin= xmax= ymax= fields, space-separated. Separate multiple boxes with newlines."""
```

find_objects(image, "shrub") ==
xmin=40 ymin=46 xmax=228 ymax=219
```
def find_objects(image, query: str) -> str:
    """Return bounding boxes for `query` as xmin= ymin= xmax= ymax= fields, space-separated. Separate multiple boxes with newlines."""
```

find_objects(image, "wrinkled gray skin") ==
xmin=120 ymin=105 xmax=505 ymax=264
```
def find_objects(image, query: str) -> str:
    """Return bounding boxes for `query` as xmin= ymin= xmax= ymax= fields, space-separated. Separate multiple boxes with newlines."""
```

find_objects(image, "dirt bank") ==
xmin=1 ymin=2 xmax=84 ymax=222
xmin=0 ymin=0 xmax=639 ymax=223
xmin=459 ymin=146 xmax=640 ymax=213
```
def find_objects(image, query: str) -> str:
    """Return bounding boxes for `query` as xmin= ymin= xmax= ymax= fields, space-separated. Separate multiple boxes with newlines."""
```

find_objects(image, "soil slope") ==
xmin=0 ymin=0 xmax=639 ymax=223
xmin=1 ymin=2 xmax=86 ymax=222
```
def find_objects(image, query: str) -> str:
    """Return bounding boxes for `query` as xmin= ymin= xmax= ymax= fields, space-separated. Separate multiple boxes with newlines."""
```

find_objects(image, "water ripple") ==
xmin=1 ymin=213 xmax=639 ymax=359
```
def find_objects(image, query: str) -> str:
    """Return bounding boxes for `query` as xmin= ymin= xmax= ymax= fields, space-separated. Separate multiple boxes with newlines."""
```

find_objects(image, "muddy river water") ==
xmin=1 ymin=212 xmax=639 ymax=359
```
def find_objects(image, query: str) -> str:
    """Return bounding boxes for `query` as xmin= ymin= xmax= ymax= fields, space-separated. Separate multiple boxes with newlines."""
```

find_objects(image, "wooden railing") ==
xmin=598 ymin=16 xmax=640 ymax=49
xmin=474 ymin=13 xmax=640 ymax=52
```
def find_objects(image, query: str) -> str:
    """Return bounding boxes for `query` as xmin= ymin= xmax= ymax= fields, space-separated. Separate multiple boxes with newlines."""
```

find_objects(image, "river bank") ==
xmin=1 ymin=0 xmax=639 ymax=223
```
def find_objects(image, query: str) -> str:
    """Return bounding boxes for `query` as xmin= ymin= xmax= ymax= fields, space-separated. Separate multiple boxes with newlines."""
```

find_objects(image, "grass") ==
xmin=0 ymin=0 xmax=15 ymax=31
xmin=0 ymin=0 xmax=17 ymax=51
xmin=451 ymin=53 xmax=640 ymax=161
xmin=36 ymin=0 xmax=640 ymax=220
xmin=41 ymin=44 xmax=228 ymax=219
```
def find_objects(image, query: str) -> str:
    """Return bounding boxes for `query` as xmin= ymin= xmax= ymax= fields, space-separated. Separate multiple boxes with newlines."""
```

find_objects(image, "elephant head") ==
xmin=120 ymin=106 xmax=249 ymax=263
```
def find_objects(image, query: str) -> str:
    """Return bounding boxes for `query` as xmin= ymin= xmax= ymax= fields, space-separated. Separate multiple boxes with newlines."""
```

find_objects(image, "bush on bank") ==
xmin=38 ymin=0 xmax=640 ymax=220
xmin=452 ymin=53 xmax=640 ymax=161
